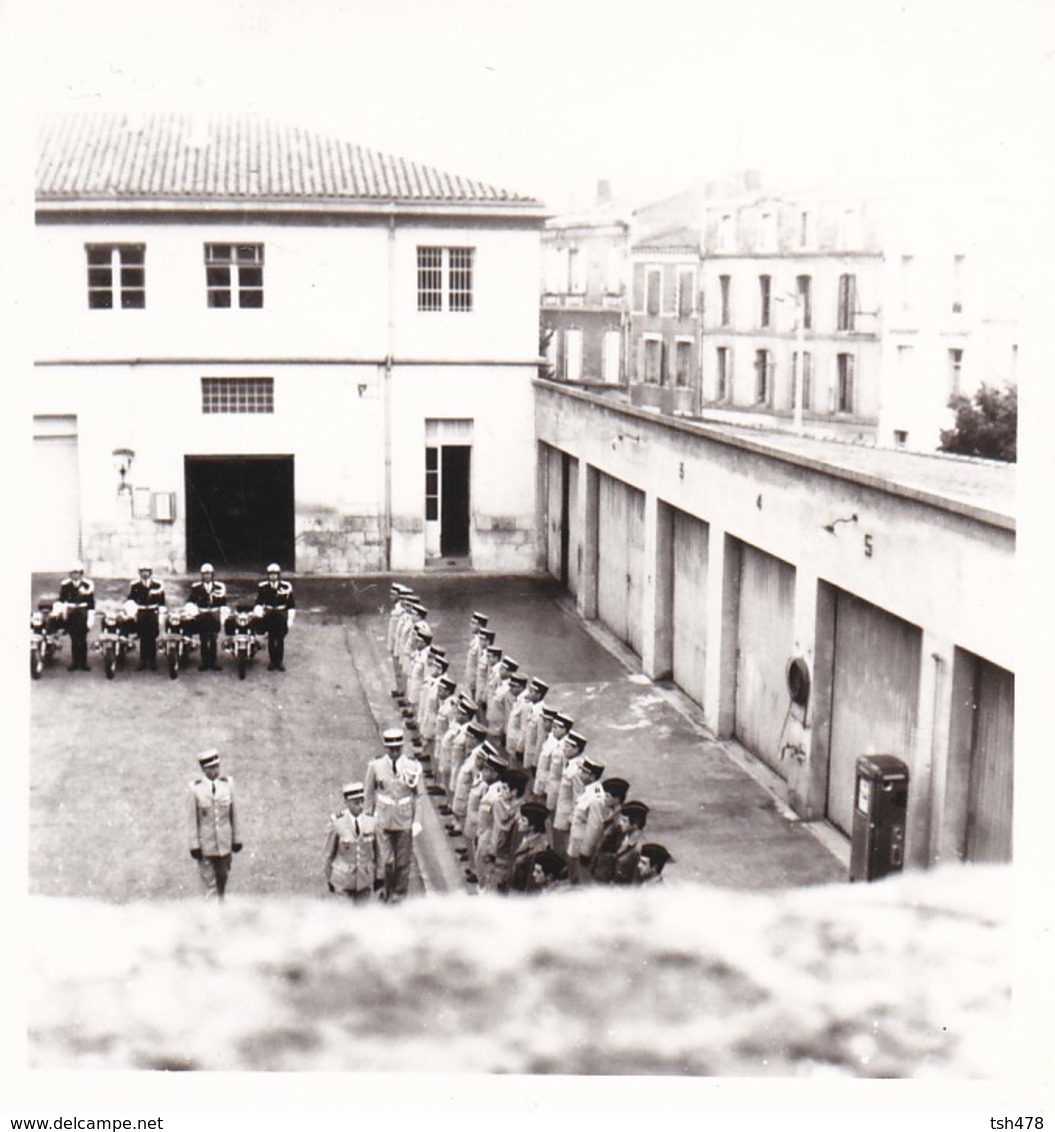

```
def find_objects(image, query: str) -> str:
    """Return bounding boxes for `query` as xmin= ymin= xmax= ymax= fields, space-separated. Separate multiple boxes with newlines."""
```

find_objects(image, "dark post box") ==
xmin=849 ymin=754 xmax=909 ymax=882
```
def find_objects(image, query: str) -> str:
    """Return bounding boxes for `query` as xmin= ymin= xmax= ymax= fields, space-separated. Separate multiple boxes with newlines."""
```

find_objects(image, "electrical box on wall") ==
xmin=152 ymin=492 xmax=177 ymax=522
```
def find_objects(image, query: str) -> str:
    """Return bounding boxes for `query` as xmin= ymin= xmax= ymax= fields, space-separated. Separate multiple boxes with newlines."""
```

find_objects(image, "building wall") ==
xmin=536 ymin=381 xmax=1014 ymax=868
xmin=35 ymin=213 xmax=542 ymax=573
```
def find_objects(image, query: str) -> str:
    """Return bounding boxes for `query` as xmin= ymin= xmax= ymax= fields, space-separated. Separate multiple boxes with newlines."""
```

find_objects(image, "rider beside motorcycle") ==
xmin=188 ymin=562 xmax=228 ymax=672
xmin=127 ymin=563 xmax=167 ymax=672
xmin=57 ymin=560 xmax=96 ymax=672
xmin=254 ymin=562 xmax=295 ymax=672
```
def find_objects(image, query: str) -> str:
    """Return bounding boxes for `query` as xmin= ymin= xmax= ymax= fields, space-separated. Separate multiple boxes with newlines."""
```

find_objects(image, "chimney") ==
xmin=596 ymin=179 xmax=612 ymax=206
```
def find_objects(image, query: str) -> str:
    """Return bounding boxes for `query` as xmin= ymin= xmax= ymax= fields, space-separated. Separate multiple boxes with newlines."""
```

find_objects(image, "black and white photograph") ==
xmin=4 ymin=0 xmax=1052 ymax=1120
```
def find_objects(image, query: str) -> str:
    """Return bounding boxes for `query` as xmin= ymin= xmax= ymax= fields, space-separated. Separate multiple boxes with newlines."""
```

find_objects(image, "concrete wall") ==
xmin=536 ymin=381 xmax=1014 ymax=868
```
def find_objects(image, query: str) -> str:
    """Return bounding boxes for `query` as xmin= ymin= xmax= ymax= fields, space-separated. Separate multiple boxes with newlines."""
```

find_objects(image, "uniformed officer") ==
xmin=438 ymin=693 xmax=476 ymax=793
xmin=552 ymin=743 xmax=599 ymax=857
xmin=58 ymin=560 xmax=96 ymax=671
xmin=599 ymin=799 xmax=650 ymax=885
xmin=387 ymin=583 xmax=413 ymax=664
xmin=188 ymin=562 xmax=228 ymax=672
xmin=187 ymin=748 xmax=242 ymax=900
xmin=463 ymin=611 xmax=489 ymax=697
xmin=520 ymin=678 xmax=550 ymax=771
xmin=324 ymin=782 xmax=378 ymax=903
xmin=403 ymin=624 xmax=433 ymax=717
xmin=127 ymin=563 xmax=166 ymax=671
xmin=635 ymin=843 xmax=674 ymax=885
xmin=363 ymin=728 xmax=424 ymax=903
xmin=509 ymin=801 xmax=551 ymax=892
xmin=490 ymin=765 xmax=530 ymax=893
xmin=464 ymin=743 xmax=504 ymax=885
xmin=255 ymin=562 xmax=296 ymax=671
xmin=570 ymin=775 xmax=629 ymax=884
xmin=475 ymin=637 xmax=499 ymax=723
xmin=525 ymin=847 xmax=571 ymax=894
xmin=535 ymin=710 xmax=570 ymax=802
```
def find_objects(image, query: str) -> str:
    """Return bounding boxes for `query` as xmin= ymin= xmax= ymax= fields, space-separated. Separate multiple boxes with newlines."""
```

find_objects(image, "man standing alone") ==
xmin=363 ymin=728 xmax=424 ymax=904
xmin=188 ymin=748 xmax=242 ymax=900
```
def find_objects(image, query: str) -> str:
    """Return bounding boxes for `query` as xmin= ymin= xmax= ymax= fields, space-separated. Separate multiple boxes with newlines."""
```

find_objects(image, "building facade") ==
xmin=540 ymin=186 xmax=629 ymax=386
xmin=537 ymin=380 xmax=1015 ymax=869
xmin=34 ymin=114 xmax=546 ymax=576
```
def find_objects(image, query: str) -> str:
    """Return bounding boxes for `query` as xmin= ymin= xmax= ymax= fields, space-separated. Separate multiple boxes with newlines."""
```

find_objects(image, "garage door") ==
xmin=672 ymin=509 xmax=708 ymax=707
xmin=734 ymin=543 xmax=795 ymax=773
xmin=33 ymin=417 xmax=80 ymax=571
xmin=545 ymin=445 xmax=563 ymax=582
xmin=827 ymin=590 xmax=922 ymax=836
xmin=597 ymin=473 xmax=645 ymax=654
xmin=965 ymin=657 xmax=1014 ymax=863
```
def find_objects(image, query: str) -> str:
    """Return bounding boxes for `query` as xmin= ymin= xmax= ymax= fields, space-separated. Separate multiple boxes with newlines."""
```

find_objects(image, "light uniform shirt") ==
xmin=568 ymin=781 xmax=608 ymax=859
xmin=364 ymin=753 xmax=424 ymax=832
xmin=188 ymin=775 xmax=239 ymax=857
xmin=505 ymin=692 xmax=532 ymax=756
xmin=324 ymin=809 xmax=377 ymax=893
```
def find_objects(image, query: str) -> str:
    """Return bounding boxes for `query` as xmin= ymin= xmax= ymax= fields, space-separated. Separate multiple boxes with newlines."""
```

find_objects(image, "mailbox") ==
xmin=849 ymin=754 xmax=909 ymax=882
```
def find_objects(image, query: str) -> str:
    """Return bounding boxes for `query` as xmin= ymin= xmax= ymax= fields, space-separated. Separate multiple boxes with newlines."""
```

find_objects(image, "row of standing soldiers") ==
xmin=385 ymin=582 xmax=674 ymax=894
xmin=44 ymin=561 xmax=295 ymax=672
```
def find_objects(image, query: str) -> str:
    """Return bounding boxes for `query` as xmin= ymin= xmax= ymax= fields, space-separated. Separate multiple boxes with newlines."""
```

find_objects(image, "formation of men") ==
xmin=37 ymin=561 xmax=296 ymax=674
xmin=386 ymin=583 xmax=675 ymax=895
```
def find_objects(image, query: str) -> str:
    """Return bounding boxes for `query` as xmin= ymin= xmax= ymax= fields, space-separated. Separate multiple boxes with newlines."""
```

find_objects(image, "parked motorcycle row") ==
xmin=30 ymin=598 xmax=267 ymax=681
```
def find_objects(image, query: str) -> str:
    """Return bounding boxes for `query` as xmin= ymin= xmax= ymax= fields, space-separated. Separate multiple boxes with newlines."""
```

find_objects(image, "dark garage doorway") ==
xmin=440 ymin=445 xmax=471 ymax=557
xmin=185 ymin=455 xmax=295 ymax=572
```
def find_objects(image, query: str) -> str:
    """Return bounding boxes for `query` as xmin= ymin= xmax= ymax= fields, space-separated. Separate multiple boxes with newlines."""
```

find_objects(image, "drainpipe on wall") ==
xmin=383 ymin=205 xmax=396 ymax=571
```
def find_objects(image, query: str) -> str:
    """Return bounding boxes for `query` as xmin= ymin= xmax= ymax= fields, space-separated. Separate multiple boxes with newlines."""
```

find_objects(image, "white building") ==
xmin=33 ymin=114 xmax=546 ymax=576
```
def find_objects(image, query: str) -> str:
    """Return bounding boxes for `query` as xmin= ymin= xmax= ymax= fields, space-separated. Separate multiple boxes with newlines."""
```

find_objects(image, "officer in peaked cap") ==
xmin=324 ymin=781 xmax=378 ymax=903
xmin=58 ymin=560 xmax=96 ymax=671
xmin=187 ymin=748 xmax=242 ymax=900
xmin=363 ymin=727 xmax=423 ymax=903
xmin=554 ymin=743 xmax=602 ymax=859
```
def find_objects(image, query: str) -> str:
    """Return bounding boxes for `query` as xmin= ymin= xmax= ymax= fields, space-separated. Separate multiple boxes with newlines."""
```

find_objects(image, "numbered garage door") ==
xmin=597 ymin=473 xmax=645 ymax=655
xmin=33 ymin=416 xmax=81 ymax=571
xmin=672 ymin=509 xmax=709 ymax=707
xmin=734 ymin=543 xmax=796 ymax=773
xmin=826 ymin=590 xmax=922 ymax=836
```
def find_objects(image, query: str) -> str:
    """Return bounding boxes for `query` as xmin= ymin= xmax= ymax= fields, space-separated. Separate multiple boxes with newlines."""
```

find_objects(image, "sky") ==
xmin=9 ymin=0 xmax=1054 ymax=210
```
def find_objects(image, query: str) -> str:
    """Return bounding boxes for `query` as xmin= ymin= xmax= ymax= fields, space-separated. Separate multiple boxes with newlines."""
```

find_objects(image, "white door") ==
xmin=603 ymin=330 xmax=621 ymax=383
xmin=565 ymin=329 xmax=583 ymax=382
xmin=33 ymin=417 xmax=80 ymax=571
xmin=672 ymin=510 xmax=708 ymax=708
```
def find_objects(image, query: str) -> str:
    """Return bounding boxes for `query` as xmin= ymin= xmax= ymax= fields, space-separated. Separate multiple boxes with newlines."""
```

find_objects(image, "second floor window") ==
xmin=837 ymin=273 xmax=857 ymax=331
xmin=759 ymin=275 xmax=772 ymax=328
xmin=837 ymin=353 xmax=855 ymax=413
xmin=677 ymin=269 xmax=695 ymax=319
xmin=796 ymin=275 xmax=812 ymax=329
xmin=719 ymin=275 xmax=731 ymax=326
xmin=716 ymin=346 xmax=731 ymax=402
xmin=86 ymin=244 xmax=145 ymax=309
xmin=205 ymin=244 xmax=264 ymax=308
xmin=417 ymin=246 xmax=475 ymax=312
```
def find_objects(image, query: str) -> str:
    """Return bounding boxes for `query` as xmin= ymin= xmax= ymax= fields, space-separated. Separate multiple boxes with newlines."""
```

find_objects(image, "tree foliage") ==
xmin=939 ymin=383 xmax=1017 ymax=463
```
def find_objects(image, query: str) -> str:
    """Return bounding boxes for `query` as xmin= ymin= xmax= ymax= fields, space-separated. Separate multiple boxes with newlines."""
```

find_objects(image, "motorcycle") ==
xmin=94 ymin=605 xmax=138 ymax=679
xmin=30 ymin=598 xmax=65 ymax=680
xmin=159 ymin=605 xmax=199 ymax=679
xmin=223 ymin=605 xmax=264 ymax=680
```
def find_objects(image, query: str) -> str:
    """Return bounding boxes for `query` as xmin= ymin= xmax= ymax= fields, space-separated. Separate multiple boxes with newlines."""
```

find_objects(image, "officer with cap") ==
xmin=324 ymin=782 xmax=378 ymax=903
xmin=596 ymin=799 xmax=650 ymax=884
xmin=535 ymin=710 xmax=570 ymax=802
xmin=449 ymin=721 xmax=488 ymax=836
xmin=188 ymin=562 xmax=228 ymax=671
xmin=463 ymin=611 xmax=489 ymax=697
xmin=387 ymin=583 xmax=412 ymax=665
xmin=187 ymin=749 xmax=242 ymax=900
xmin=570 ymin=775 xmax=629 ymax=884
xmin=127 ymin=563 xmax=166 ymax=671
xmin=363 ymin=728 xmax=424 ymax=903
xmin=255 ymin=563 xmax=296 ymax=671
xmin=57 ymin=560 xmax=96 ymax=671
xmin=552 ymin=737 xmax=596 ymax=856
xmin=520 ymin=678 xmax=550 ymax=771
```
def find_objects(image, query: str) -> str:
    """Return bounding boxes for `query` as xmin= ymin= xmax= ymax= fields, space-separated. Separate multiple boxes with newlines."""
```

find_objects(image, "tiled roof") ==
xmin=37 ymin=113 xmax=541 ymax=206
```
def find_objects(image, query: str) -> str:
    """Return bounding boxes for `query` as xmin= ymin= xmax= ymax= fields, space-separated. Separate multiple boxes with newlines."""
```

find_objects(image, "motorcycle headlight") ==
xmin=30 ymin=612 xmax=44 ymax=629
xmin=236 ymin=613 xmax=249 ymax=627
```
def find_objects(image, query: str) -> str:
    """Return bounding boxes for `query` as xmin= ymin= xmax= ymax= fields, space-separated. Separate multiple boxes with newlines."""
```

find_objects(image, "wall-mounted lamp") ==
xmin=823 ymin=512 xmax=858 ymax=534
xmin=357 ymin=382 xmax=368 ymax=398
xmin=112 ymin=447 xmax=135 ymax=496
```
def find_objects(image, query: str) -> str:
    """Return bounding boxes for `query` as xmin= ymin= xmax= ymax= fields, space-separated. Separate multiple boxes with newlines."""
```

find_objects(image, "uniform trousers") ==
xmin=136 ymin=610 xmax=159 ymax=667
xmin=67 ymin=608 xmax=91 ymax=669
xmin=198 ymin=853 xmax=232 ymax=899
xmin=263 ymin=610 xmax=289 ymax=666
xmin=376 ymin=828 xmax=413 ymax=899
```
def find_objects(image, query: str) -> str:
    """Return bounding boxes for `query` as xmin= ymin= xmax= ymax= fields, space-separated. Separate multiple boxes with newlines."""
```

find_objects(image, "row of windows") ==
xmin=712 ymin=347 xmax=855 ymax=414
xmin=83 ymin=244 xmax=474 ymax=312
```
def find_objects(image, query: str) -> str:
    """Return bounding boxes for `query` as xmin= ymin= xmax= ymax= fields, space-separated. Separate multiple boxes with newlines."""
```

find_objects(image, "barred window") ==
xmin=417 ymin=246 xmax=474 ymax=312
xmin=205 ymin=244 xmax=264 ymax=308
xmin=86 ymin=244 xmax=145 ymax=309
xmin=201 ymin=377 xmax=274 ymax=414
